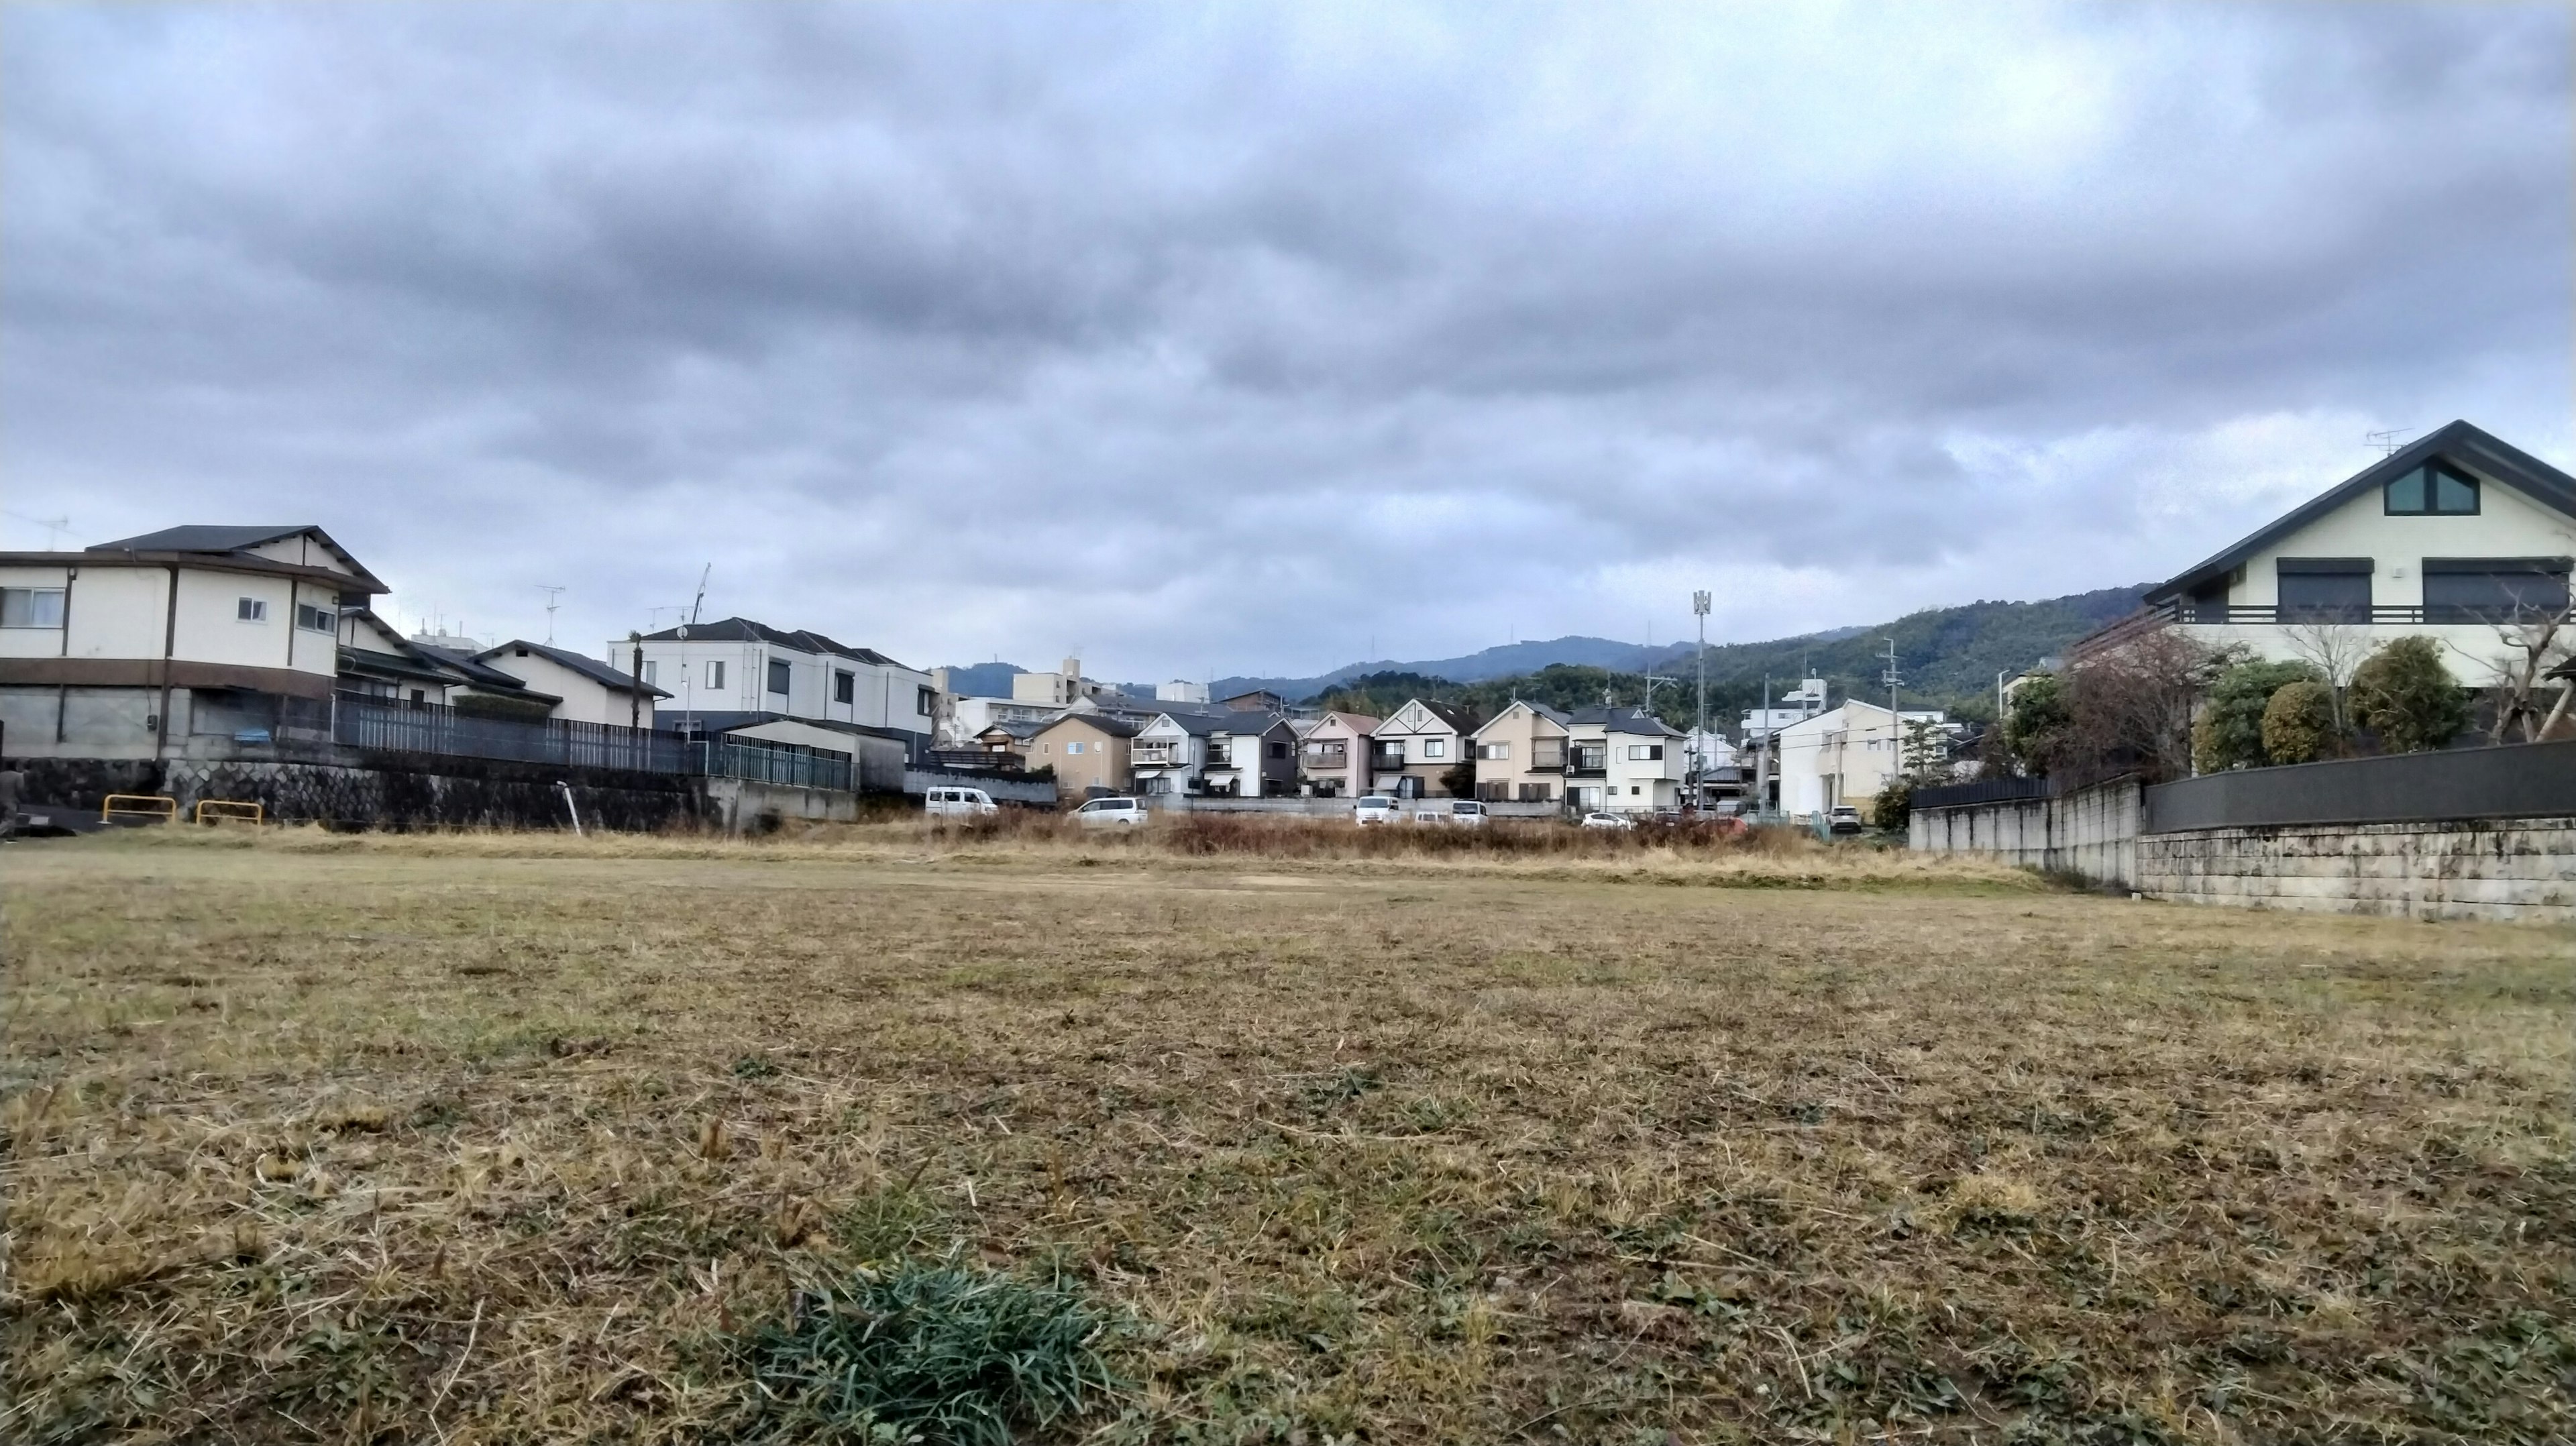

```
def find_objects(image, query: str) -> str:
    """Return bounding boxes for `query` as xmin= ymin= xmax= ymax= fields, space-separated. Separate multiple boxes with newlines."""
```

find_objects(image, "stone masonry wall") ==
xmin=19 ymin=753 xmax=709 ymax=833
xmin=1909 ymin=779 xmax=2143 ymax=886
xmin=2135 ymin=816 xmax=2576 ymax=926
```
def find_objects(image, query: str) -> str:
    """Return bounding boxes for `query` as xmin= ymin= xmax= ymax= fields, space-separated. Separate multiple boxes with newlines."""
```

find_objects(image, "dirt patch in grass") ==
xmin=4 ymin=836 xmax=2571 ymax=1443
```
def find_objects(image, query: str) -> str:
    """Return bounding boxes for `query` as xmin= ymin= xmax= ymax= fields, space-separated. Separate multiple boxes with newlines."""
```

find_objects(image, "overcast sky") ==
xmin=5 ymin=3 xmax=2568 ymax=679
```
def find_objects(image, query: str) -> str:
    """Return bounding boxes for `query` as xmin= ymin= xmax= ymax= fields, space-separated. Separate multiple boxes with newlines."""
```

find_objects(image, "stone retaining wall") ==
xmin=2135 ymin=816 xmax=2576 ymax=926
xmin=19 ymin=753 xmax=708 ymax=832
xmin=1908 ymin=779 xmax=2143 ymax=885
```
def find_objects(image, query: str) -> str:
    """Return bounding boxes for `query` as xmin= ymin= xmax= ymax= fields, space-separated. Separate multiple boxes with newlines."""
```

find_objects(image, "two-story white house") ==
xmin=1772 ymin=700 xmax=1953 ymax=821
xmin=1564 ymin=706 xmax=1686 ymax=814
xmin=0 ymin=524 xmax=388 ymax=759
xmin=629 ymin=617 xmax=936 ymax=749
xmin=1130 ymin=710 xmax=1224 ymax=795
xmin=2100 ymin=421 xmax=2574 ymax=682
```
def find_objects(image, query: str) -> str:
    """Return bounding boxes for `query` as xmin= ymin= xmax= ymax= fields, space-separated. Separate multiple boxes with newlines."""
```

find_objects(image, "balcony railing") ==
xmin=1529 ymin=748 xmax=1566 ymax=772
xmin=1132 ymin=746 xmax=1184 ymax=766
xmin=2163 ymin=602 xmax=2567 ymax=626
xmin=335 ymin=694 xmax=853 ymax=791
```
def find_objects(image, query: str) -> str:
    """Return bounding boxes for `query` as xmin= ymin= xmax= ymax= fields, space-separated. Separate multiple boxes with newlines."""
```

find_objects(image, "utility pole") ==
xmin=1882 ymin=637 xmax=1903 ymax=776
xmin=537 ymin=585 xmax=565 ymax=644
xmin=1757 ymin=674 xmax=1772 ymax=818
xmin=629 ymin=631 xmax=645 ymax=732
xmin=1691 ymin=590 xmax=1711 ymax=810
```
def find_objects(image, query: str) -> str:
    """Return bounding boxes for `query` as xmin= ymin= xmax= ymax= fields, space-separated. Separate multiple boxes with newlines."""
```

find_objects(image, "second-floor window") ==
xmin=236 ymin=597 xmax=268 ymax=622
xmin=1423 ymin=738 xmax=1446 ymax=759
xmin=0 ymin=588 xmax=65 ymax=628
xmin=1478 ymin=742 xmax=1510 ymax=761
xmin=2385 ymin=463 xmax=2479 ymax=516
xmin=2277 ymin=559 xmax=2371 ymax=620
xmin=916 ymin=685 xmax=936 ymax=716
xmin=835 ymin=669 xmax=855 ymax=704
xmin=296 ymin=603 xmax=334 ymax=633
xmin=1626 ymin=744 xmax=1663 ymax=761
xmin=641 ymin=661 xmax=659 ymax=685
xmin=705 ymin=661 xmax=725 ymax=690
xmin=767 ymin=659 xmax=792 ymax=696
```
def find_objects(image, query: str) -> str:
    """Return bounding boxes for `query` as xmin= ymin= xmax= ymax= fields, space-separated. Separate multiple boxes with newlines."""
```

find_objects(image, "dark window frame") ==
xmin=834 ymin=669 xmax=855 ymax=704
xmin=766 ymin=659 xmax=792 ymax=696
xmin=2383 ymin=459 xmax=2481 ymax=516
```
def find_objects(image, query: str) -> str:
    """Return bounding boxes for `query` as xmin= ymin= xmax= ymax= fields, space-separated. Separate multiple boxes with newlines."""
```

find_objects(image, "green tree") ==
xmin=1439 ymin=757 xmax=1477 ymax=798
xmin=2349 ymin=636 xmax=2470 ymax=753
xmin=1999 ymin=672 xmax=2070 ymax=776
xmin=2259 ymin=679 xmax=2337 ymax=765
xmin=2192 ymin=659 xmax=2320 ymax=773
xmin=1870 ymin=777 xmax=1913 ymax=833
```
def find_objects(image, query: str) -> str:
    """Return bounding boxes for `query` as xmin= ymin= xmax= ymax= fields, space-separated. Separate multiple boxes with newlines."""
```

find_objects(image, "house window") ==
xmin=1067 ymin=740 xmax=1085 ymax=755
xmin=1631 ymin=785 xmax=1642 ymax=795
xmin=705 ymin=661 xmax=725 ymax=690
xmin=2422 ymin=559 xmax=2571 ymax=623
xmin=1423 ymin=738 xmax=1446 ymax=759
xmin=835 ymin=669 xmax=855 ymax=704
xmin=2276 ymin=559 xmax=2373 ymax=621
xmin=1269 ymin=740 xmax=1288 ymax=759
xmin=642 ymin=661 xmax=659 ymax=685
xmin=767 ymin=659 xmax=792 ymax=696
xmin=2385 ymin=463 xmax=2479 ymax=516
xmin=916 ymin=685 xmax=936 ymax=716
xmin=1479 ymin=742 xmax=1510 ymax=761
xmin=295 ymin=602 xmax=335 ymax=633
xmin=0 ymin=588 xmax=65 ymax=628
xmin=1626 ymin=744 xmax=1663 ymax=761
xmin=236 ymin=597 xmax=268 ymax=622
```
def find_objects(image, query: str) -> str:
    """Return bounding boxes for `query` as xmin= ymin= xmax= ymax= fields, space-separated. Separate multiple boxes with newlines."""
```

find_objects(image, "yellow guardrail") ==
xmin=102 ymin=793 xmax=179 ymax=824
xmin=195 ymin=799 xmax=266 ymax=826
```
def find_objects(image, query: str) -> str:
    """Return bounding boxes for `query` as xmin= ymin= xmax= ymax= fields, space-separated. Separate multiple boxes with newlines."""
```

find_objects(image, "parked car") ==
xmin=924 ymin=785 xmax=998 ymax=818
xmin=1448 ymin=799 xmax=1489 ymax=827
xmin=1828 ymin=804 xmax=1864 ymax=834
xmin=1713 ymin=798 xmax=1743 ymax=817
xmin=1353 ymin=795 xmax=1401 ymax=826
xmin=1074 ymin=797 xmax=1146 ymax=826
xmin=1579 ymin=811 xmax=1633 ymax=830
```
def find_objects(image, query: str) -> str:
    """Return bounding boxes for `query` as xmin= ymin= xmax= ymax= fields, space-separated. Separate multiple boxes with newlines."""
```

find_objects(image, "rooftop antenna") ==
xmin=537 ymin=585 xmax=565 ymax=644
xmin=2366 ymin=428 xmax=2414 ymax=457
xmin=2 ymin=509 xmax=71 ymax=549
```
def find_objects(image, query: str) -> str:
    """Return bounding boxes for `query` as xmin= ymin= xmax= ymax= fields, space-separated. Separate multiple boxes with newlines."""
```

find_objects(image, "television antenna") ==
xmin=3 ymin=509 xmax=71 ymax=549
xmin=536 ymin=585 xmax=565 ymax=643
xmin=2366 ymin=428 xmax=2414 ymax=457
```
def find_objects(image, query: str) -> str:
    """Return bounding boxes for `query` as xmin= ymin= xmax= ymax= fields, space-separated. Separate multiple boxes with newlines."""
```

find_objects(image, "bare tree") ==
xmin=2469 ymin=600 xmax=2576 ymax=744
xmin=2061 ymin=623 xmax=2228 ymax=784
xmin=2279 ymin=620 xmax=2370 ymax=739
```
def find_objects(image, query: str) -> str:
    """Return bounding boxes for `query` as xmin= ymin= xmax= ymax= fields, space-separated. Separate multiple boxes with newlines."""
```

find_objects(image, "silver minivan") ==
xmin=924 ymin=786 xmax=998 ymax=818
xmin=1074 ymin=796 xmax=1146 ymax=827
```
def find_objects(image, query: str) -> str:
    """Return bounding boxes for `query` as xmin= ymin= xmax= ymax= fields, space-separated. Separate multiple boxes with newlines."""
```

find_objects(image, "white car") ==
xmin=924 ymin=785 xmax=998 ymax=818
xmin=1829 ymin=804 xmax=1865 ymax=835
xmin=1579 ymin=811 xmax=1634 ymax=830
xmin=1073 ymin=796 xmax=1146 ymax=826
xmin=1447 ymin=800 xmax=1489 ymax=827
xmin=1352 ymin=795 xmax=1401 ymax=826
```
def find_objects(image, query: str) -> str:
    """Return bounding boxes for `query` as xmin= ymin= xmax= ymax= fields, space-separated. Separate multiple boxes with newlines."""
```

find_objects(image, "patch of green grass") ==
xmin=732 ymin=1261 xmax=1120 ymax=1445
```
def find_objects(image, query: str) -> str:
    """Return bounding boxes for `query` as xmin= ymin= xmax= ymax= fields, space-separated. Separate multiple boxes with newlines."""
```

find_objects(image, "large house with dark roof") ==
xmin=0 ymin=524 xmax=389 ymax=759
xmin=627 ymin=616 xmax=936 ymax=746
xmin=2085 ymin=421 xmax=2575 ymax=682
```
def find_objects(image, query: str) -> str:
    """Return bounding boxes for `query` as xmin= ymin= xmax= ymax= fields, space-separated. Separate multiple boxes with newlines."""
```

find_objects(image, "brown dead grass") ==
xmin=3 ymin=831 xmax=2571 ymax=1444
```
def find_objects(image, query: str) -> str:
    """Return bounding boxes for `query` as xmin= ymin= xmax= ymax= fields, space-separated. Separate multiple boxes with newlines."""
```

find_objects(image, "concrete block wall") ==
xmin=2136 ymin=817 xmax=2576 ymax=925
xmin=1909 ymin=779 xmax=2142 ymax=885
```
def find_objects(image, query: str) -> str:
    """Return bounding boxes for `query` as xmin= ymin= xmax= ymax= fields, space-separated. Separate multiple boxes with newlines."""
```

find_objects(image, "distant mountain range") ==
xmin=941 ymin=583 xmax=2150 ymax=725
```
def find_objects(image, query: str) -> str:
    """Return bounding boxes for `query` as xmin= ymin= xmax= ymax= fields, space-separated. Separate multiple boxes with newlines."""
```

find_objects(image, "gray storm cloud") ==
xmin=3 ymin=2 xmax=2568 ymax=676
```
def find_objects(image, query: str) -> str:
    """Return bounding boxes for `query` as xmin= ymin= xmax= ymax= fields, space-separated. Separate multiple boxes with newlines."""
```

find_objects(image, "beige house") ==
xmin=1369 ymin=698 xmax=1477 ymax=797
xmin=2096 ymin=419 xmax=2575 ymax=685
xmin=1026 ymin=712 xmax=1138 ymax=799
xmin=1467 ymin=700 xmax=1571 ymax=802
xmin=1297 ymin=710 xmax=1379 ymax=797
xmin=474 ymin=641 xmax=667 ymax=728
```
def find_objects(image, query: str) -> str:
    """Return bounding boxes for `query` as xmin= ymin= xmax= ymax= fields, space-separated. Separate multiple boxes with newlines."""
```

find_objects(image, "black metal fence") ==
xmin=2143 ymin=738 xmax=2576 ymax=832
xmin=1913 ymin=776 xmax=2053 ymax=810
xmin=702 ymin=738 xmax=851 ymax=792
xmin=337 ymin=696 xmax=694 ymax=773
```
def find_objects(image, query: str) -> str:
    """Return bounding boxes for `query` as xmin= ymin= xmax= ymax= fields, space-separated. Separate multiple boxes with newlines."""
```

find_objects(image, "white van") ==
xmin=1448 ymin=799 xmax=1489 ymax=827
xmin=924 ymin=786 xmax=998 ymax=818
xmin=1352 ymin=795 xmax=1400 ymax=826
xmin=1074 ymin=796 xmax=1146 ymax=827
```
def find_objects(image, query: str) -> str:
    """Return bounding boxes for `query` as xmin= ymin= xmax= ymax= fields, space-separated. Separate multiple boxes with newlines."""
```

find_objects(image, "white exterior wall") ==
xmin=1604 ymin=732 xmax=1684 ymax=812
xmin=1131 ymin=716 xmax=1205 ymax=793
xmin=2190 ymin=474 xmax=2576 ymax=681
xmin=629 ymin=636 xmax=935 ymax=736
xmin=60 ymin=567 xmax=170 ymax=661
xmin=477 ymin=649 xmax=651 ymax=727
xmin=2 ymin=562 xmax=339 ymax=675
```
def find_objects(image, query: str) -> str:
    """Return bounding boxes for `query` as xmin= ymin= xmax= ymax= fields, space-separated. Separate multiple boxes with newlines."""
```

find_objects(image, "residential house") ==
xmin=2096 ymin=420 xmax=2574 ymax=682
xmin=1564 ymin=706 xmax=1686 ymax=814
xmin=1297 ymin=710 xmax=1379 ymax=797
xmin=1772 ymin=700 xmax=1953 ymax=821
xmin=1466 ymin=700 xmax=1572 ymax=802
xmin=631 ymin=618 xmax=935 ymax=748
xmin=1369 ymin=698 xmax=1476 ymax=797
xmin=0 ymin=524 xmax=387 ymax=759
xmin=1132 ymin=710 xmax=1225 ymax=795
xmin=337 ymin=610 xmax=469 ymax=707
xmin=1221 ymin=689 xmax=1288 ymax=712
xmin=1026 ymin=712 xmax=1139 ymax=798
xmin=474 ymin=641 xmax=667 ymax=728
xmin=935 ymin=689 xmax=1059 ymax=746
xmin=1203 ymin=714 xmax=1299 ymax=797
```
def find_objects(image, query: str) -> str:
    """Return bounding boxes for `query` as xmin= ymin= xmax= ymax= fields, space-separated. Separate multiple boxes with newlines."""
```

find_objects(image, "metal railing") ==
xmin=1914 ymin=776 xmax=2054 ymax=810
xmin=2159 ymin=601 xmax=2566 ymax=626
xmin=700 ymin=738 xmax=851 ymax=791
xmin=337 ymin=696 xmax=693 ymax=772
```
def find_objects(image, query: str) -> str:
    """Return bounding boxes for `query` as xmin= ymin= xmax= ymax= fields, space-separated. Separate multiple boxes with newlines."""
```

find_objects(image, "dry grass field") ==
xmin=5 ymin=823 xmax=2572 ymax=1444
